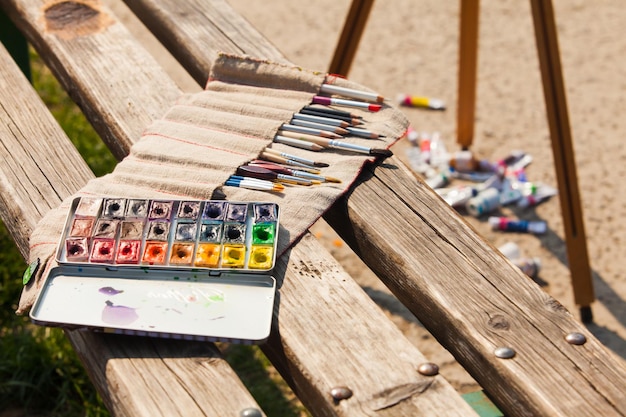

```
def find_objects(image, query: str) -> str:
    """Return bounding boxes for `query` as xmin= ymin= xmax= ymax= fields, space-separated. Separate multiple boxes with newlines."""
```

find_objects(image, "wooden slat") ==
xmin=70 ymin=332 xmax=264 ymax=416
xmin=2 ymin=0 xmax=478 ymax=415
xmin=0 ymin=42 xmax=93 ymax=256
xmin=1 ymin=0 xmax=182 ymax=160
xmin=323 ymin=156 xmax=626 ymax=416
xmin=266 ymin=233 xmax=477 ymax=416
xmin=123 ymin=0 xmax=290 ymax=86
xmin=113 ymin=0 xmax=623 ymax=414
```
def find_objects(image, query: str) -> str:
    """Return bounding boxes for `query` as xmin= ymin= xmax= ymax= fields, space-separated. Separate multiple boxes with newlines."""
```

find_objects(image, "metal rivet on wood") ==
xmin=417 ymin=362 xmax=440 ymax=376
xmin=494 ymin=347 xmax=516 ymax=359
xmin=239 ymin=407 xmax=262 ymax=417
xmin=565 ymin=332 xmax=587 ymax=345
xmin=330 ymin=386 xmax=353 ymax=403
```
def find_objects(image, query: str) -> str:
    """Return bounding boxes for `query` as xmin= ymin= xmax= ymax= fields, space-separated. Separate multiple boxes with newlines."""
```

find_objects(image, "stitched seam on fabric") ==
xmin=139 ymin=130 xmax=252 ymax=156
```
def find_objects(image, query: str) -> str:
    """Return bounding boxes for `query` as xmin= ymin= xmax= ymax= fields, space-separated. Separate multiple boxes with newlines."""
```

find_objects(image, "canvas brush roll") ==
xmin=18 ymin=52 xmax=409 ymax=315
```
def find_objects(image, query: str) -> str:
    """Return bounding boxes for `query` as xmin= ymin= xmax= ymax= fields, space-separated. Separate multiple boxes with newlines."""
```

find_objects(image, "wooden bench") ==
xmin=1 ymin=0 xmax=625 ymax=416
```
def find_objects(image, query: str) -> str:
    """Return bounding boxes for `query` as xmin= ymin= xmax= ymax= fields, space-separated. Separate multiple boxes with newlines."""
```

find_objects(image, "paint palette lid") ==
xmin=30 ymin=264 xmax=276 ymax=343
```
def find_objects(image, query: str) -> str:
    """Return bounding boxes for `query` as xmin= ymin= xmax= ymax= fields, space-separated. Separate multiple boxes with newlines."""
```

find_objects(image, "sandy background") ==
xmin=107 ymin=0 xmax=626 ymax=393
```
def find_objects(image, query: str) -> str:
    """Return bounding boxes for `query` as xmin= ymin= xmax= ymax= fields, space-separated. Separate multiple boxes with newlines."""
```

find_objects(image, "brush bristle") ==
xmin=314 ymin=162 xmax=330 ymax=167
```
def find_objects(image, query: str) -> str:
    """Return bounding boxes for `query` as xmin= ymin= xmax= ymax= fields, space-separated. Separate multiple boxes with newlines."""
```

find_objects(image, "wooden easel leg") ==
xmin=456 ymin=0 xmax=480 ymax=150
xmin=529 ymin=0 xmax=594 ymax=322
xmin=328 ymin=0 xmax=375 ymax=77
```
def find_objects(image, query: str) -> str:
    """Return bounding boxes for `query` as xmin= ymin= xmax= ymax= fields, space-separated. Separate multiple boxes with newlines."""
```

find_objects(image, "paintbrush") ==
xmin=292 ymin=112 xmax=352 ymax=127
xmin=252 ymin=157 xmax=322 ymax=174
xmin=226 ymin=176 xmax=285 ymax=192
xmin=248 ymin=161 xmax=342 ymax=183
xmin=298 ymin=108 xmax=363 ymax=125
xmin=289 ymin=118 xmax=350 ymax=135
xmin=281 ymin=123 xmax=343 ymax=139
xmin=236 ymin=165 xmax=317 ymax=186
xmin=261 ymin=148 xmax=329 ymax=168
xmin=276 ymin=130 xmax=393 ymax=157
xmin=273 ymin=135 xmax=325 ymax=151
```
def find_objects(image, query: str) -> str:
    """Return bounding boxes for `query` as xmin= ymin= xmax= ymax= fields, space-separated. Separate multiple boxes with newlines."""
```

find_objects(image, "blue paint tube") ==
xmin=488 ymin=217 xmax=547 ymax=234
xmin=466 ymin=188 xmax=500 ymax=217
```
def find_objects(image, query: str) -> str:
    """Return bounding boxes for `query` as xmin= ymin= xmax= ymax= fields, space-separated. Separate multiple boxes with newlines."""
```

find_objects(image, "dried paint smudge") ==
xmin=99 ymin=286 xmax=123 ymax=296
xmin=101 ymin=300 xmax=138 ymax=325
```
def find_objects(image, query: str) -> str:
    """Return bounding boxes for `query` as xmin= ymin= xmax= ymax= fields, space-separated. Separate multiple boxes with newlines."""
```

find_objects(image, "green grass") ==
xmin=0 ymin=49 xmax=308 ymax=417
xmin=219 ymin=344 xmax=309 ymax=416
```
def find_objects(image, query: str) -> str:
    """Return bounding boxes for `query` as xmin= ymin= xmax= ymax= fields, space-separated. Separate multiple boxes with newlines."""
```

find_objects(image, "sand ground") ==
xmin=106 ymin=0 xmax=626 ymax=393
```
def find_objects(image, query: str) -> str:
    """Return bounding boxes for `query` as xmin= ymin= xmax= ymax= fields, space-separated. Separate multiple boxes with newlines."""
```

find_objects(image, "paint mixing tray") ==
xmin=30 ymin=197 xmax=280 ymax=343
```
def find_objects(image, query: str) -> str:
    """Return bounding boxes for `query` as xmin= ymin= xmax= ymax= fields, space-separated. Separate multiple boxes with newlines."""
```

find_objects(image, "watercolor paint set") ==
xmin=30 ymin=197 xmax=281 ymax=344
xmin=54 ymin=197 xmax=279 ymax=270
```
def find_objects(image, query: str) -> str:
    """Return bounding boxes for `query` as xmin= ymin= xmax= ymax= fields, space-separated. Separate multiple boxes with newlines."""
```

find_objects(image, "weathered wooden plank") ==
xmin=70 ymin=332 xmax=264 ymax=416
xmin=265 ymin=232 xmax=477 ymax=416
xmin=324 ymin=156 xmax=626 ymax=416
xmin=122 ymin=0 xmax=296 ymax=90
xmin=0 ymin=35 xmax=267 ymax=417
xmin=123 ymin=0 xmax=290 ymax=86
xmin=2 ymin=0 xmax=478 ymax=416
xmin=1 ymin=0 xmax=182 ymax=159
xmin=0 ymin=41 xmax=93 ymax=256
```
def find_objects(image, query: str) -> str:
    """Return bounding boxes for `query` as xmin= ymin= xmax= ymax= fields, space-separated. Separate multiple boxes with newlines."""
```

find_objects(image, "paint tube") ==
xmin=496 ymin=150 xmax=528 ymax=169
xmin=406 ymin=147 xmax=432 ymax=175
xmin=425 ymin=168 xmax=450 ymax=189
xmin=498 ymin=242 xmax=521 ymax=260
xmin=419 ymin=132 xmax=431 ymax=164
xmin=449 ymin=168 xmax=496 ymax=183
xmin=477 ymin=173 xmax=505 ymax=192
xmin=449 ymin=150 xmax=478 ymax=173
xmin=436 ymin=185 xmax=478 ymax=208
xmin=429 ymin=132 xmax=450 ymax=169
xmin=512 ymin=257 xmax=541 ymax=279
xmin=508 ymin=153 xmax=533 ymax=171
xmin=488 ymin=217 xmax=547 ymax=234
xmin=498 ymin=177 xmax=523 ymax=205
xmin=466 ymin=188 xmax=500 ymax=217
xmin=497 ymin=242 xmax=541 ymax=279
xmin=516 ymin=183 xmax=558 ymax=208
xmin=406 ymin=125 xmax=419 ymax=145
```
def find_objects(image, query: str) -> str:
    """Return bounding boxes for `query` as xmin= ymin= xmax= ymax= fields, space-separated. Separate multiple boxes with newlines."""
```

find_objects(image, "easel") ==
xmin=329 ymin=0 xmax=595 ymax=322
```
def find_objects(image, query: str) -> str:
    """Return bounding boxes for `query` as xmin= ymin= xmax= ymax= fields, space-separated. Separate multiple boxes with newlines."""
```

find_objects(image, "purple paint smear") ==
xmin=101 ymin=300 xmax=139 ymax=325
xmin=99 ymin=286 xmax=124 ymax=295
